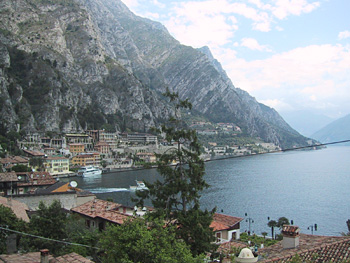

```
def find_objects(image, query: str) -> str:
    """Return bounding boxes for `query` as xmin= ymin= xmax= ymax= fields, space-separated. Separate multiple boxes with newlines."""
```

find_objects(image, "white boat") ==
xmin=129 ymin=180 xmax=148 ymax=191
xmin=77 ymin=166 xmax=102 ymax=177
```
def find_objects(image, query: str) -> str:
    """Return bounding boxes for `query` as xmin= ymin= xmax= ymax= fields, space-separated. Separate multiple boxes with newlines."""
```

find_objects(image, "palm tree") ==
xmin=268 ymin=220 xmax=277 ymax=240
xmin=261 ymin=232 xmax=268 ymax=239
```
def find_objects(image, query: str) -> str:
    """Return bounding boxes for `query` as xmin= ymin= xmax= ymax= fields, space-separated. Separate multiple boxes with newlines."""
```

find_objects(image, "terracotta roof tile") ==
xmin=71 ymin=199 xmax=131 ymax=225
xmin=50 ymin=252 xmax=94 ymax=262
xmin=0 ymin=196 xmax=30 ymax=222
xmin=0 ymin=172 xmax=18 ymax=182
xmin=0 ymin=252 xmax=54 ymax=263
xmin=259 ymin=233 xmax=350 ymax=262
xmin=210 ymin=213 xmax=243 ymax=231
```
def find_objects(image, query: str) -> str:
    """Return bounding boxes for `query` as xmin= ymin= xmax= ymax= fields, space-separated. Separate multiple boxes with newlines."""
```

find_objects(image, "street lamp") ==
xmin=308 ymin=224 xmax=318 ymax=235
xmin=245 ymin=213 xmax=254 ymax=235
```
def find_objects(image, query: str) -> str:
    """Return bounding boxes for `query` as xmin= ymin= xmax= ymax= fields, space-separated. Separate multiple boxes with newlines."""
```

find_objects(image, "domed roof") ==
xmin=238 ymin=248 xmax=255 ymax=259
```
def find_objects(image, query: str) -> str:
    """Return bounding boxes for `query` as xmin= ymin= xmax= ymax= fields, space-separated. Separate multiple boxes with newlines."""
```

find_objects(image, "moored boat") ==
xmin=77 ymin=166 xmax=102 ymax=177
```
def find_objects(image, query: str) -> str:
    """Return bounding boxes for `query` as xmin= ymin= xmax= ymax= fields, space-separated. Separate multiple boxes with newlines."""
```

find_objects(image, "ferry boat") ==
xmin=129 ymin=180 xmax=148 ymax=191
xmin=77 ymin=166 xmax=102 ymax=177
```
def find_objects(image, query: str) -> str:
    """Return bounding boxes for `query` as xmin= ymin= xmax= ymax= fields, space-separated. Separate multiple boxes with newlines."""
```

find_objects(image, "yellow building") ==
xmin=44 ymin=156 xmax=70 ymax=176
xmin=71 ymin=153 xmax=100 ymax=167
xmin=69 ymin=143 xmax=85 ymax=156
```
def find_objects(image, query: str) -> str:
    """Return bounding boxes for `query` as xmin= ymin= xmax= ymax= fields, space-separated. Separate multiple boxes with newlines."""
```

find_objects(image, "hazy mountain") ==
xmin=0 ymin=0 xmax=313 ymax=148
xmin=311 ymin=114 xmax=350 ymax=145
xmin=280 ymin=110 xmax=334 ymax=137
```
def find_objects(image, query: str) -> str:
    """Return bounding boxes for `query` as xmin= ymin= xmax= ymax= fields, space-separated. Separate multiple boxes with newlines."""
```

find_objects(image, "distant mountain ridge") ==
xmin=280 ymin=110 xmax=334 ymax=137
xmin=311 ymin=114 xmax=350 ymax=145
xmin=0 ymin=0 xmax=312 ymax=148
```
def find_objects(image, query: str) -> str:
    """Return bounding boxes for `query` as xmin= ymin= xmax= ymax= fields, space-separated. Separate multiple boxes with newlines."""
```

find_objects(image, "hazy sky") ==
xmin=122 ymin=0 xmax=350 ymax=119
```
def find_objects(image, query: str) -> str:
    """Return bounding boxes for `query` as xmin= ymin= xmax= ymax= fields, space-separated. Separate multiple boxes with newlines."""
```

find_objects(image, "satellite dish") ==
xmin=70 ymin=181 xmax=78 ymax=188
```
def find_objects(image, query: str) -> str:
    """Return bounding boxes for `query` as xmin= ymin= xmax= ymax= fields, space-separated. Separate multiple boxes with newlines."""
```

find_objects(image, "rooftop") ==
xmin=0 ymin=251 xmax=93 ymax=263
xmin=0 ymin=196 xmax=30 ymax=222
xmin=259 ymin=234 xmax=350 ymax=262
xmin=71 ymin=199 xmax=131 ymax=225
xmin=0 ymin=172 xmax=18 ymax=182
xmin=210 ymin=213 xmax=243 ymax=231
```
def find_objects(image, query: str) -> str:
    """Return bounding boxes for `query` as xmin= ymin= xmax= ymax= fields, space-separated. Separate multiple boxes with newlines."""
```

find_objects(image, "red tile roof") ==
xmin=0 ymin=197 xmax=30 ymax=222
xmin=210 ymin=213 xmax=243 ymax=231
xmin=17 ymin=172 xmax=56 ymax=187
xmin=0 ymin=252 xmax=93 ymax=263
xmin=0 ymin=156 xmax=28 ymax=165
xmin=0 ymin=172 xmax=18 ymax=182
xmin=0 ymin=252 xmax=53 ymax=263
xmin=281 ymin=225 xmax=300 ymax=237
xmin=259 ymin=234 xmax=350 ymax=262
xmin=51 ymin=252 xmax=94 ymax=262
xmin=71 ymin=199 xmax=131 ymax=225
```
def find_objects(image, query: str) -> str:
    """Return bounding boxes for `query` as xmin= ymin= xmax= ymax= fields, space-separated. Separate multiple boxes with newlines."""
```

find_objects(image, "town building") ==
xmin=211 ymin=213 xmax=243 ymax=243
xmin=71 ymin=153 xmax=100 ymax=167
xmin=71 ymin=199 xmax=134 ymax=231
xmin=0 ymin=156 xmax=29 ymax=171
xmin=69 ymin=143 xmax=85 ymax=156
xmin=16 ymin=171 xmax=56 ymax=194
xmin=43 ymin=156 xmax=71 ymax=176
xmin=121 ymin=132 xmax=157 ymax=145
xmin=65 ymin=133 xmax=94 ymax=151
xmin=0 ymin=172 xmax=19 ymax=196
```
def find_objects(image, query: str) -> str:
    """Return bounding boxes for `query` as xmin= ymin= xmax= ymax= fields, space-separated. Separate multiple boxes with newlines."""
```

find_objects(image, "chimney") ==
xmin=281 ymin=225 xmax=300 ymax=249
xmin=40 ymin=249 xmax=49 ymax=263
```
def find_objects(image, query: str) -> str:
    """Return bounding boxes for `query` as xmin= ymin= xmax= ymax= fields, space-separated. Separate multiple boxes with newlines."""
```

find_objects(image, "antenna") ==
xmin=70 ymin=181 xmax=78 ymax=188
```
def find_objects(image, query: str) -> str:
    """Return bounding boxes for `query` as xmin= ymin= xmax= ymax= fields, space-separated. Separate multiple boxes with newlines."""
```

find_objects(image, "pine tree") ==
xmin=137 ymin=89 xmax=217 ymax=256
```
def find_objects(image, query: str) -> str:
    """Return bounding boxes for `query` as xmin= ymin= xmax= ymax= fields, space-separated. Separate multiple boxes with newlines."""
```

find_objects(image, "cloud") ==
xmin=241 ymin=38 xmax=272 ymax=52
xmin=122 ymin=0 xmax=139 ymax=8
xmin=217 ymin=44 xmax=350 ymax=114
xmin=338 ymin=30 xmax=350 ymax=40
xmin=271 ymin=0 xmax=321 ymax=20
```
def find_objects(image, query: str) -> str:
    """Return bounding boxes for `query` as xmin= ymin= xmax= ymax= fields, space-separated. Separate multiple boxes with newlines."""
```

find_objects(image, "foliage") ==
xmin=24 ymin=200 xmax=68 ymax=255
xmin=136 ymin=89 xmax=216 ymax=256
xmin=0 ymin=205 xmax=28 ymax=254
xmin=29 ymin=157 xmax=44 ymax=171
xmin=63 ymin=215 xmax=100 ymax=260
xmin=239 ymin=232 xmax=278 ymax=248
xmin=11 ymin=164 xmax=31 ymax=172
xmin=99 ymin=218 xmax=202 ymax=263
xmin=277 ymin=217 xmax=290 ymax=229
xmin=267 ymin=220 xmax=277 ymax=240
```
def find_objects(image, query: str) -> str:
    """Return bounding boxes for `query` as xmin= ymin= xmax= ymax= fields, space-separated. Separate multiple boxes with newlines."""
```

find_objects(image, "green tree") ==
xmin=137 ymin=89 xmax=216 ymax=256
xmin=0 ymin=205 xmax=28 ymax=253
xmin=63 ymin=215 xmax=100 ymax=260
xmin=99 ymin=218 xmax=201 ymax=263
xmin=277 ymin=217 xmax=290 ymax=229
xmin=268 ymin=220 xmax=277 ymax=240
xmin=26 ymin=200 xmax=67 ymax=255
xmin=11 ymin=164 xmax=31 ymax=172
xmin=29 ymin=157 xmax=44 ymax=171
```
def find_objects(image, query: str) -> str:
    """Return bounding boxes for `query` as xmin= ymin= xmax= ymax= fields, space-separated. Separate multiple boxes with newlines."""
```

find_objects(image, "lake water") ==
xmin=62 ymin=146 xmax=350 ymax=237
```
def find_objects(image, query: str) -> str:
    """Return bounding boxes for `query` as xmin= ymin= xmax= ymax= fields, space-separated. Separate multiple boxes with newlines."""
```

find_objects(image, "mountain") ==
xmin=280 ymin=110 xmax=334 ymax=137
xmin=0 ymin=0 xmax=312 ymax=149
xmin=311 ymin=114 xmax=350 ymax=145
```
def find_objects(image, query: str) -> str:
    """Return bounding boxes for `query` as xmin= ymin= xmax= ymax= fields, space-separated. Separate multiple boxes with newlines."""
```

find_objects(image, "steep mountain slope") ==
xmin=311 ymin=114 xmax=350 ymax=145
xmin=0 ymin=0 xmax=311 ymax=148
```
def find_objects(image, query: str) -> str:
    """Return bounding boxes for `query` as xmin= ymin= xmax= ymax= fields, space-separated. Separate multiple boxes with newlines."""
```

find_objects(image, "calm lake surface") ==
xmin=62 ymin=146 xmax=350 ymax=237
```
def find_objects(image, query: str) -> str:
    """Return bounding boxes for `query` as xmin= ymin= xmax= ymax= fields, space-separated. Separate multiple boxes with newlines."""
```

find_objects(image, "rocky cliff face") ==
xmin=0 ymin=0 xmax=311 ymax=148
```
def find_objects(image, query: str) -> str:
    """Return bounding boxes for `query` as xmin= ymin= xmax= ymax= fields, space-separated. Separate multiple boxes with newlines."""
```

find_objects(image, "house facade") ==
xmin=210 ymin=213 xmax=243 ymax=243
xmin=44 ymin=156 xmax=70 ymax=176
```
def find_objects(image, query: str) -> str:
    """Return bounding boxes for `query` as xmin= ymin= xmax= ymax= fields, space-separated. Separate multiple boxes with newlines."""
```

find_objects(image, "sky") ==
xmin=122 ymin=0 xmax=350 ymax=119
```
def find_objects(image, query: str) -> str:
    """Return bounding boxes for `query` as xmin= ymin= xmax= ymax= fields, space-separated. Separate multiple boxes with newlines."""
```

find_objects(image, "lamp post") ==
xmin=245 ymin=213 xmax=254 ymax=235
xmin=308 ymin=224 xmax=318 ymax=234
